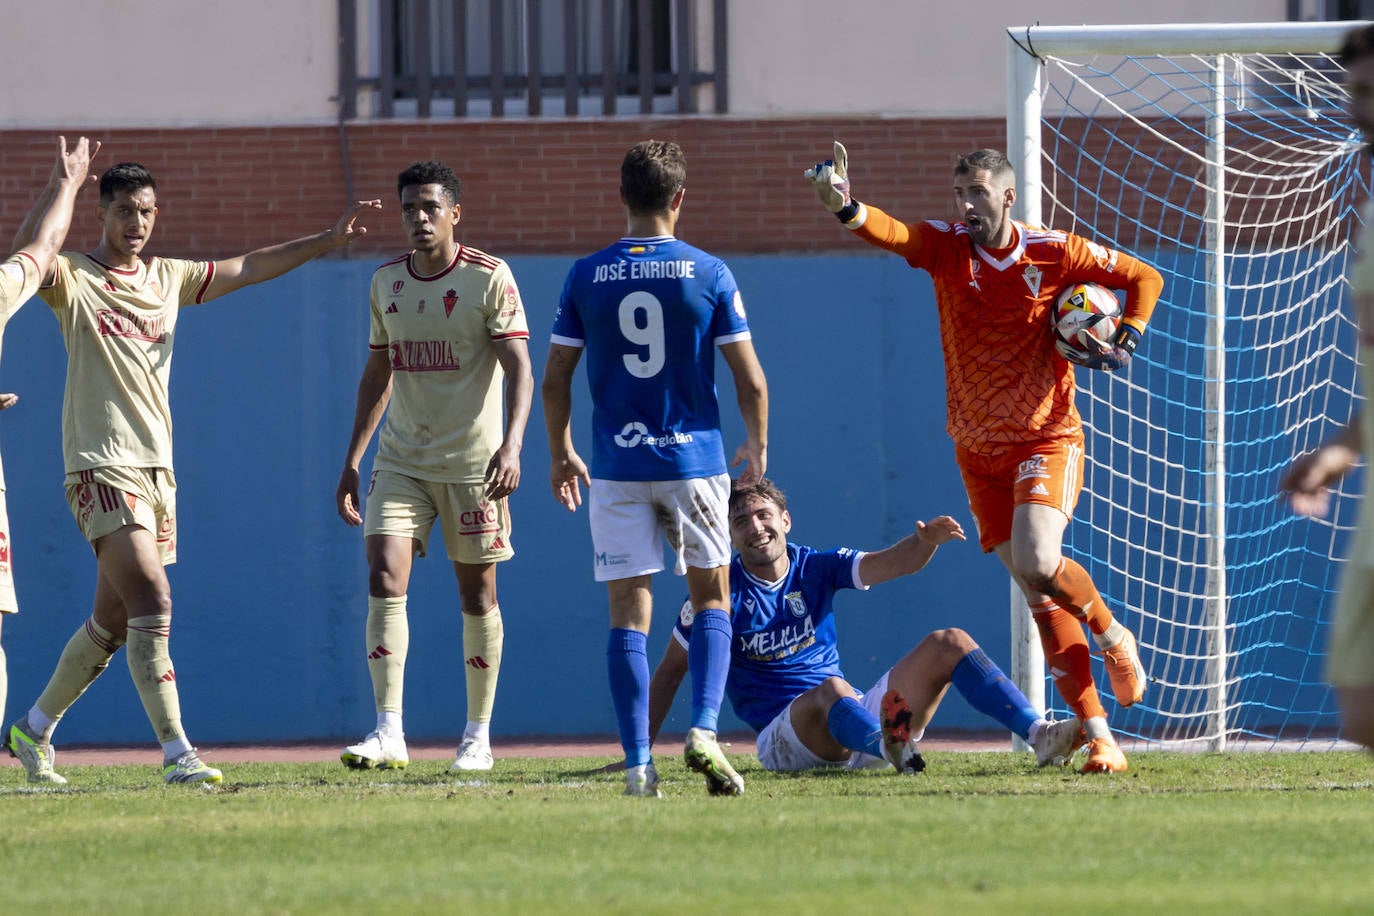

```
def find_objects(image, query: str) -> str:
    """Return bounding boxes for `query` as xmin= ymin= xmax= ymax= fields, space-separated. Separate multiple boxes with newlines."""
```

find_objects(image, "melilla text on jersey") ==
xmin=740 ymin=616 xmax=817 ymax=663
xmin=592 ymin=259 xmax=697 ymax=283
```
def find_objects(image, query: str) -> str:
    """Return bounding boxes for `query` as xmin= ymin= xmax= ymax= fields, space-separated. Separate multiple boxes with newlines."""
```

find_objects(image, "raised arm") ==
xmin=856 ymin=515 xmax=966 ymax=587
xmin=484 ymin=336 xmax=534 ymax=501
xmin=336 ymin=348 xmax=394 ymax=526
xmin=719 ymin=338 xmax=768 ymax=486
xmin=804 ymin=140 xmax=923 ymax=259
xmin=205 ymin=199 xmax=382 ymax=301
xmin=11 ymin=136 xmax=99 ymax=284
xmin=541 ymin=342 xmax=590 ymax=511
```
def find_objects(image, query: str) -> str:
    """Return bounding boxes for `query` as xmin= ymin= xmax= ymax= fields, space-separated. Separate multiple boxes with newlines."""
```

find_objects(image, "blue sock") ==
xmin=951 ymin=649 xmax=1040 ymax=739
xmin=688 ymin=607 xmax=732 ymax=732
xmin=607 ymin=628 xmax=651 ymax=768
xmin=827 ymin=696 xmax=883 ymax=757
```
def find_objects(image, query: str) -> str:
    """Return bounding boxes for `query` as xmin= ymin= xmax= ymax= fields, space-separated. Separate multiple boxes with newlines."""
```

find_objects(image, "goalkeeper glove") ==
xmin=1081 ymin=324 xmax=1141 ymax=372
xmin=805 ymin=140 xmax=858 ymax=218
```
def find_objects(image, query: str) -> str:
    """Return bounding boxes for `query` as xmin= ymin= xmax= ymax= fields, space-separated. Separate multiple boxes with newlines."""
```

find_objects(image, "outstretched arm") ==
xmin=336 ymin=348 xmax=393 ymax=526
xmin=11 ymin=136 xmax=99 ymax=285
xmin=1280 ymin=417 xmax=1363 ymax=518
xmin=484 ymin=337 xmax=534 ymax=501
xmin=857 ymin=516 xmax=966 ymax=587
xmin=720 ymin=339 xmax=768 ymax=486
xmin=204 ymin=199 xmax=382 ymax=301
xmin=541 ymin=343 xmax=590 ymax=511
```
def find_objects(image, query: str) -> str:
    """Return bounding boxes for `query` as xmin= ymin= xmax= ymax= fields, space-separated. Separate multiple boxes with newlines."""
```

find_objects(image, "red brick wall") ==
xmin=0 ymin=117 xmax=1004 ymax=259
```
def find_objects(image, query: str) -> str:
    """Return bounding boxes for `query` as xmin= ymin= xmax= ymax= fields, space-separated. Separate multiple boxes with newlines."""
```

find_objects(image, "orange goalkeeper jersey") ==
xmin=854 ymin=205 xmax=1162 ymax=455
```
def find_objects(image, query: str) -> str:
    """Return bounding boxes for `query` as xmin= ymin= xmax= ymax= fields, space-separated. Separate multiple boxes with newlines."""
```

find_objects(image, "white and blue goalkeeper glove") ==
xmin=1081 ymin=324 xmax=1142 ymax=372
xmin=805 ymin=141 xmax=864 ymax=224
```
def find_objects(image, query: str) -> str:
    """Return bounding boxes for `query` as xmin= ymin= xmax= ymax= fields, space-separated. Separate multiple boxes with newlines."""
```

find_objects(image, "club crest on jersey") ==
xmin=785 ymin=590 xmax=808 ymax=618
xmin=393 ymin=279 xmax=405 ymax=294
xmin=444 ymin=288 xmax=458 ymax=317
xmin=1022 ymin=264 xmax=1043 ymax=296
xmin=417 ymin=299 xmax=426 ymax=314
xmin=969 ymin=260 xmax=982 ymax=292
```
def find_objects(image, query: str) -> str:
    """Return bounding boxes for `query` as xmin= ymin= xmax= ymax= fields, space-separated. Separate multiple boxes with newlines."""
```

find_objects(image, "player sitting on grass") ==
xmin=646 ymin=479 xmax=1083 ymax=774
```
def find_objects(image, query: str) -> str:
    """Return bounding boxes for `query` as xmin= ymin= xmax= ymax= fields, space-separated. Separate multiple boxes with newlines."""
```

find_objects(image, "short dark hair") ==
xmin=954 ymin=149 xmax=1015 ymax=185
xmin=397 ymin=160 xmax=461 ymax=206
xmin=99 ymin=163 xmax=156 ymax=205
xmin=1340 ymin=23 xmax=1374 ymax=67
xmin=620 ymin=140 xmax=686 ymax=216
xmin=728 ymin=478 xmax=788 ymax=516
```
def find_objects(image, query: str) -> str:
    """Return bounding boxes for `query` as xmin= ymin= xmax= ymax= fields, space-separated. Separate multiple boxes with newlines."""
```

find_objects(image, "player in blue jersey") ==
xmin=647 ymin=479 xmax=1086 ymax=773
xmin=542 ymin=139 xmax=769 ymax=797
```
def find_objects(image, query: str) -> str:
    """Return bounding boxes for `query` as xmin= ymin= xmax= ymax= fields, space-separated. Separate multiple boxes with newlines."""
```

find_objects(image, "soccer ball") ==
xmin=1052 ymin=281 xmax=1121 ymax=366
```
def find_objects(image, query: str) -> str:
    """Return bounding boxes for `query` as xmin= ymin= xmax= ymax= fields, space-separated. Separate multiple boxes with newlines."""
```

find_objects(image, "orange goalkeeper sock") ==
xmin=1031 ymin=601 xmax=1107 ymax=721
xmin=1047 ymin=558 xmax=1115 ymax=636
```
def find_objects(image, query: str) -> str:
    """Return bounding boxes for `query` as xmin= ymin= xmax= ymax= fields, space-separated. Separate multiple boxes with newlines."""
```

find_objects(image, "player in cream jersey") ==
xmin=337 ymin=161 xmax=532 ymax=774
xmin=0 ymin=137 xmax=97 ymax=786
xmin=6 ymin=160 xmax=379 ymax=786
xmin=367 ymin=244 xmax=528 ymax=482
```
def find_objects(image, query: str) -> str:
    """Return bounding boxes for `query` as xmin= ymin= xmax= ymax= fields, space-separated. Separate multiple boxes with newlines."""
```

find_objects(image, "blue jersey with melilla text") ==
xmin=673 ymin=543 xmax=868 ymax=732
xmin=550 ymin=235 xmax=751 ymax=481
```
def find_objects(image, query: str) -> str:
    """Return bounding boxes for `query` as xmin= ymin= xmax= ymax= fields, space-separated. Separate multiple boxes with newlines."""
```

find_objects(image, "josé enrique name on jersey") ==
xmin=550 ymin=235 xmax=751 ymax=481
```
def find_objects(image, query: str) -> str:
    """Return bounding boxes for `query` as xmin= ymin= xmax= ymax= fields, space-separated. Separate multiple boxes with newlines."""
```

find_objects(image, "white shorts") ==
xmin=756 ymin=670 xmax=917 ymax=772
xmin=0 ymin=488 xmax=15 ymax=614
xmin=587 ymin=475 xmax=731 ymax=582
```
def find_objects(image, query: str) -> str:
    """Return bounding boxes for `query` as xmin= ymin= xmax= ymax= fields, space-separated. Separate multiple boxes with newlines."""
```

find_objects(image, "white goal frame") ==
xmin=1005 ymin=20 xmax=1367 ymax=751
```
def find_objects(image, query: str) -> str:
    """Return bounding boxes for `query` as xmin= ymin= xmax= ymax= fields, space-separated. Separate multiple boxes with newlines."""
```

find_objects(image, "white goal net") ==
xmin=1006 ymin=21 xmax=1372 ymax=750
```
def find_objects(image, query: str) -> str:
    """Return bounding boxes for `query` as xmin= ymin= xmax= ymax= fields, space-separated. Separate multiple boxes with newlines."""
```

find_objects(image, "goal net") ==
xmin=1006 ymin=22 xmax=1371 ymax=750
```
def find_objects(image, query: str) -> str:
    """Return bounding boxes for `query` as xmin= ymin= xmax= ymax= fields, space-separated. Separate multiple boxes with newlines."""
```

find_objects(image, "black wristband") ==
xmin=836 ymin=200 xmax=861 ymax=223
xmin=1115 ymin=324 xmax=1141 ymax=356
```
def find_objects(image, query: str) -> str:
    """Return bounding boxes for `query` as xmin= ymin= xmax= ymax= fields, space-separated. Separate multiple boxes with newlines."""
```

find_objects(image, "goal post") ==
xmin=1005 ymin=21 xmax=1370 ymax=750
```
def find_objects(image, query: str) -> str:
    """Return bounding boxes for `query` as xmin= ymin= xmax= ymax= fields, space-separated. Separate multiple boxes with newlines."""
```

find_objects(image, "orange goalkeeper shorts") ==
xmin=955 ymin=436 xmax=1085 ymax=552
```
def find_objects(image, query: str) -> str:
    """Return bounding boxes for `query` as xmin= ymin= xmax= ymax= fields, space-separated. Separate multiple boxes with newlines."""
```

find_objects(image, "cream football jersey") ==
xmin=369 ymin=245 xmax=529 ymax=483
xmin=0 ymin=251 xmax=42 ymax=488
xmin=40 ymin=252 xmax=214 ymax=473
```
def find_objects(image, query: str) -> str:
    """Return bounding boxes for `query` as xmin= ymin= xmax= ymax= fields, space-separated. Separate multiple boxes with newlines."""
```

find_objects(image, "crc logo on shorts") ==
xmin=1015 ymin=455 xmax=1051 ymax=483
xmin=613 ymin=421 xmax=694 ymax=449
xmin=76 ymin=484 xmax=95 ymax=527
xmin=460 ymin=505 xmax=499 ymax=535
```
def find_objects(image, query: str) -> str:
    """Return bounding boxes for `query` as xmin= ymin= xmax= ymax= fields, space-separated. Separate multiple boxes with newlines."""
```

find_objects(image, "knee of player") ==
xmin=923 ymin=627 xmax=976 ymax=659
xmin=367 ymin=569 xmax=407 ymax=597
xmin=814 ymin=676 xmax=857 ymax=707
xmin=1018 ymin=564 xmax=1061 ymax=596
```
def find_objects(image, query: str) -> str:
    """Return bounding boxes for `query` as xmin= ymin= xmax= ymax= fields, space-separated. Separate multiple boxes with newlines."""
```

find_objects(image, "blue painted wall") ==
xmin=0 ymin=254 xmax=1035 ymax=744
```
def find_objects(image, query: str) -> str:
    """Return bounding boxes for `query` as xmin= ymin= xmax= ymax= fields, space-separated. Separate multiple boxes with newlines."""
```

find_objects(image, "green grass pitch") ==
xmin=3 ymin=749 xmax=1372 ymax=914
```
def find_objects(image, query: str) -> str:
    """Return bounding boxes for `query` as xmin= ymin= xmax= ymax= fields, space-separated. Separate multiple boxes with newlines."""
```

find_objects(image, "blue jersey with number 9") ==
xmin=551 ymin=235 xmax=752 ymax=481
